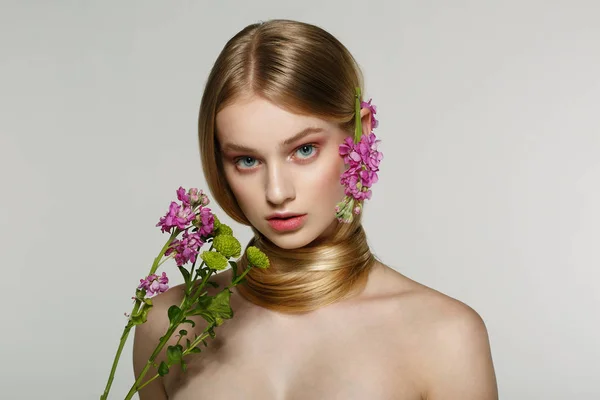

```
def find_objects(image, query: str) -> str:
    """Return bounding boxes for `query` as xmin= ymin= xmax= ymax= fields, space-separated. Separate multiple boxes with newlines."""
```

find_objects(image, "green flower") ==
xmin=212 ymin=234 xmax=241 ymax=258
xmin=215 ymin=223 xmax=233 ymax=236
xmin=246 ymin=246 xmax=270 ymax=269
xmin=200 ymin=251 xmax=228 ymax=270
xmin=212 ymin=214 xmax=222 ymax=231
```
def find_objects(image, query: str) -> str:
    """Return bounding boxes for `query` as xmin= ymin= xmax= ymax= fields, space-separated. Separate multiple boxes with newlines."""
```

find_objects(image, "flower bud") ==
xmin=213 ymin=235 xmax=241 ymax=259
xmin=215 ymin=224 xmax=233 ymax=236
xmin=200 ymin=251 xmax=229 ymax=270
xmin=246 ymin=246 xmax=269 ymax=269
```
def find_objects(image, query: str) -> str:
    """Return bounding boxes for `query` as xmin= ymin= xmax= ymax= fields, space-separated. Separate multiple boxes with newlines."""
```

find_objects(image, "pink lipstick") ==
xmin=266 ymin=213 xmax=307 ymax=232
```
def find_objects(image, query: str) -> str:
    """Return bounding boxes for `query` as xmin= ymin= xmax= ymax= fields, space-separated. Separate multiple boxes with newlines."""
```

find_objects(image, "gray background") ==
xmin=1 ymin=1 xmax=598 ymax=399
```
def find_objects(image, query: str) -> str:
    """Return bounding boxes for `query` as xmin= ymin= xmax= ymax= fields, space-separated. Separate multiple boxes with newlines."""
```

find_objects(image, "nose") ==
xmin=265 ymin=164 xmax=295 ymax=206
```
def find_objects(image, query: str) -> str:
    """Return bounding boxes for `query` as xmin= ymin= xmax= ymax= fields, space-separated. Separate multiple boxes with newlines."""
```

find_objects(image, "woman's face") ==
xmin=215 ymin=95 xmax=348 ymax=250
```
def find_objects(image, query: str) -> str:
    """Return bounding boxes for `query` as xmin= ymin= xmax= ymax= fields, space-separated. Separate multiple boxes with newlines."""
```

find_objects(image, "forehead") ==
xmin=215 ymin=96 xmax=334 ymax=146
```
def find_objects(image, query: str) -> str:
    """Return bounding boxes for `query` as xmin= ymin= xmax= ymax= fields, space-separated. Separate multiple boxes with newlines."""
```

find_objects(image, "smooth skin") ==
xmin=133 ymin=96 xmax=498 ymax=399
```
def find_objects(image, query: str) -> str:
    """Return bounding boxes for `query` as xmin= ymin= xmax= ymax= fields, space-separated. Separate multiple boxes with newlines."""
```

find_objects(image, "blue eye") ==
xmin=295 ymin=144 xmax=316 ymax=159
xmin=235 ymin=157 xmax=258 ymax=169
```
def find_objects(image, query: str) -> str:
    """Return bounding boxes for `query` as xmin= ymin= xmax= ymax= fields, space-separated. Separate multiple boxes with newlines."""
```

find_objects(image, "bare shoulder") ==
xmin=378 ymin=266 xmax=498 ymax=399
xmin=132 ymin=270 xmax=231 ymax=399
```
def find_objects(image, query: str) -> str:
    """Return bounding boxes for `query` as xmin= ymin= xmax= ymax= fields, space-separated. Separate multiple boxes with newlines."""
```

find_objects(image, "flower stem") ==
xmin=149 ymin=230 xmax=179 ymax=275
xmin=100 ymin=320 xmax=135 ymax=400
xmin=354 ymin=86 xmax=362 ymax=143
xmin=134 ymin=327 xmax=214 ymax=393
xmin=124 ymin=264 xmax=246 ymax=398
xmin=123 ymin=322 xmax=180 ymax=399
xmin=227 ymin=265 xmax=252 ymax=290
xmin=100 ymin=229 xmax=178 ymax=399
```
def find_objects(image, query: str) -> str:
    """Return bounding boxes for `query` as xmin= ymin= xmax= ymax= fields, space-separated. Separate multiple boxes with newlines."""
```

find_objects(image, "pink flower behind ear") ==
xmin=360 ymin=99 xmax=378 ymax=130
xmin=336 ymin=128 xmax=383 ymax=222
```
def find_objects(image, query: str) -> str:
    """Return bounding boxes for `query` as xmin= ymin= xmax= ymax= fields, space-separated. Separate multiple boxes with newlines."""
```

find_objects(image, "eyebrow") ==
xmin=221 ymin=127 xmax=325 ymax=153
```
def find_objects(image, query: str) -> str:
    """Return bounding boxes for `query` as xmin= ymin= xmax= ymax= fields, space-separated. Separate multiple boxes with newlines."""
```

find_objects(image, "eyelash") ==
xmin=233 ymin=143 xmax=319 ymax=170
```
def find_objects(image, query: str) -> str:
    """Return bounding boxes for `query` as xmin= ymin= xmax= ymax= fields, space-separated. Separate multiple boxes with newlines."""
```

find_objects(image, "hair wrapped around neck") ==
xmin=234 ymin=217 xmax=376 ymax=314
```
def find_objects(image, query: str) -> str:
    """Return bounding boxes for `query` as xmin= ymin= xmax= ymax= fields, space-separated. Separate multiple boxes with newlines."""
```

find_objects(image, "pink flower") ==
xmin=338 ymin=137 xmax=361 ymax=164
xmin=357 ymin=133 xmax=383 ymax=171
xmin=336 ymin=98 xmax=382 ymax=223
xmin=188 ymin=188 xmax=202 ymax=204
xmin=176 ymin=187 xmax=190 ymax=205
xmin=339 ymin=132 xmax=383 ymax=199
xmin=156 ymin=202 xmax=195 ymax=233
xmin=178 ymin=186 xmax=210 ymax=207
xmin=361 ymin=99 xmax=378 ymax=130
xmin=194 ymin=207 xmax=215 ymax=237
xmin=165 ymin=230 xmax=204 ymax=266
xmin=137 ymin=272 xmax=169 ymax=297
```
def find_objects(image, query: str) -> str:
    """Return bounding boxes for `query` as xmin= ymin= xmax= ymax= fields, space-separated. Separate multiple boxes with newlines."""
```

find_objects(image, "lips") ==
xmin=266 ymin=212 xmax=304 ymax=220
xmin=266 ymin=213 xmax=307 ymax=232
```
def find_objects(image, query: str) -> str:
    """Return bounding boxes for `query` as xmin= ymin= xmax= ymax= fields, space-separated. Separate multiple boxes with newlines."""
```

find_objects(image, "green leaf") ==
xmin=179 ymin=329 xmax=188 ymax=336
xmin=205 ymin=280 xmax=219 ymax=288
xmin=181 ymin=318 xmax=196 ymax=328
xmin=178 ymin=266 xmax=191 ymax=283
xmin=181 ymin=360 xmax=187 ymax=373
xmin=229 ymin=261 xmax=238 ymax=281
xmin=186 ymin=338 xmax=191 ymax=348
xmin=158 ymin=361 xmax=169 ymax=376
xmin=194 ymin=311 xmax=216 ymax=325
xmin=167 ymin=344 xmax=183 ymax=364
xmin=189 ymin=346 xmax=202 ymax=354
xmin=130 ymin=304 xmax=153 ymax=326
xmin=187 ymin=289 xmax=233 ymax=327
xmin=196 ymin=267 xmax=207 ymax=279
xmin=168 ymin=305 xmax=183 ymax=324
xmin=211 ymin=289 xmax=233 ymax=318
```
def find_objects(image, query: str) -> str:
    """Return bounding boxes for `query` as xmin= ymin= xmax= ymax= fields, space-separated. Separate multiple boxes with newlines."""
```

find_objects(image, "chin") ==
xmin=262 ymin=231 xmax=317 ymax=250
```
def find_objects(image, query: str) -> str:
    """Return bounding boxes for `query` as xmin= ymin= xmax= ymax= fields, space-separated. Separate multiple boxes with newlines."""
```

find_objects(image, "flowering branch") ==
xmin=100 ymin=187 xmax=270 ymax=400
xmin=335 ymin=88 xmax=384 ymax=223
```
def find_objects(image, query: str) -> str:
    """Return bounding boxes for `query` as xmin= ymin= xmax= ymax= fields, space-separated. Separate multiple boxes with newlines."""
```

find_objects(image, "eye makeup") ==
xmin=230 ymin=142 xmax=321 ymax=172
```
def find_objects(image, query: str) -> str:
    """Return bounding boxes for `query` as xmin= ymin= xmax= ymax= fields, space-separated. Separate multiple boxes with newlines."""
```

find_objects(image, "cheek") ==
xmin=308 ymin=152 xmax=345 ymax=200
xmin=224 ymin=169 xmax=258 ymax=214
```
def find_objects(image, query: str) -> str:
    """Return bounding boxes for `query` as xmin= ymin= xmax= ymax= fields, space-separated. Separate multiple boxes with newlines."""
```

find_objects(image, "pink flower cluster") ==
xmin=361 ymin=99 xmax=378 ymax=130
xmin=137 ymin=272 xmax=169 ymax=298
xmin=156 ymin=201 xmax=195 ymax=233
xmin=195 ymin=207 xmax=215 ymax=237
xmin=165 ymin=230 xmax=203 ymax=266
xmin=177 ymin=187 xmax=209 ymax=208
xmin=338 ymin=132 xmax=383 ymax=202
xmin=156 ymin=187 xmax=215 ymax=266
xmin=335 ymin=98 xmax=383 ymax=222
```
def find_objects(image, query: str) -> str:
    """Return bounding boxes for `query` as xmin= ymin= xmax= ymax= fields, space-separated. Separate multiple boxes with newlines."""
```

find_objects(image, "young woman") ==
xmin=133 ymin=19 xmax=498 ymax=399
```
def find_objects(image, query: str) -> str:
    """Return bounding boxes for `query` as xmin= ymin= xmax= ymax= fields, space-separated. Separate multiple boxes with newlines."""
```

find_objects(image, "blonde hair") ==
xmin=198 ymin=19 xmax=376 ymax=314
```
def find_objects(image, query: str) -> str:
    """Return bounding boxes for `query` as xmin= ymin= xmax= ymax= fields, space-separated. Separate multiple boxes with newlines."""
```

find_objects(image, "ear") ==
xmin=359 ymin=106 xmax=372 ymax=136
